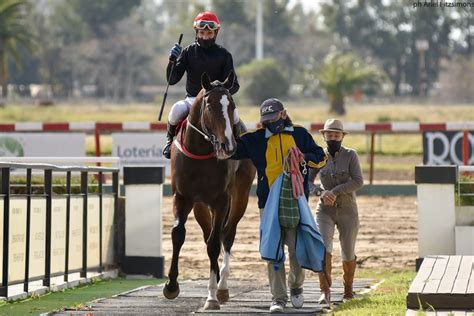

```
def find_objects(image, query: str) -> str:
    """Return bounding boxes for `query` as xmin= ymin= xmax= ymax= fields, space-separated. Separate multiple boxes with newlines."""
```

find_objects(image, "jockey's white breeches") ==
xmin=168 ymin=96 xmax=240 ymax=125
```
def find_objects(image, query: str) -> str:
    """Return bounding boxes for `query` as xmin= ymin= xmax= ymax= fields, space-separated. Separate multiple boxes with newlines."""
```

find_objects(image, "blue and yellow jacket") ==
xmin=231 ymin=125 xmax=327 ymax=209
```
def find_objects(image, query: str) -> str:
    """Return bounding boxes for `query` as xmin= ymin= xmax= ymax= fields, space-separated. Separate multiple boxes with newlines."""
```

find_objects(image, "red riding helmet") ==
xmin=193 ymin=11 xmax=221 ymax=31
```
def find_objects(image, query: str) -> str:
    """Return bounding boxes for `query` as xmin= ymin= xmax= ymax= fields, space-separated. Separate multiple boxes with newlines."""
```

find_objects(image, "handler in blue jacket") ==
xmin=231 ymin=98 xmax=327 ymax=313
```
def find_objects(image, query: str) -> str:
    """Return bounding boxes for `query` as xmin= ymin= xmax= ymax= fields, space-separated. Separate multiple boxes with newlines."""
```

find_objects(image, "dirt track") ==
xmin=162 ymin=195 xmax=417 ymax=282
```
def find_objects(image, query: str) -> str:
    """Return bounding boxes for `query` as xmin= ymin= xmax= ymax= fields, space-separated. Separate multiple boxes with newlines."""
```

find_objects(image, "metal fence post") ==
xmin=99 ymin=171 xmax=103 ymax=273
xmin=0 ymin=168 xmax=10 ymax=297
xmin=80 ymin=171 xmax=88 ymax=278
xmin=43 ymin=169 xmax=52 ymax=287
xmin=112 ymin=172 xmax=119 ymax=224
xmin=112 ymin=172 xmax=119 ymax=209
xmin=64 ymin=171 xmax=71 ymax=282
xmin=112 ymin=171 xmax=119 ymax=270
xmin=24 ymin=169 xmax=32 ymax=292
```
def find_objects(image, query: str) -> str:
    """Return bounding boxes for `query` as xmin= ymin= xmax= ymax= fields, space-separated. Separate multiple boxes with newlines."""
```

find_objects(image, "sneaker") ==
xmin=269 ymin=300 xmax=285 ymax=313
xmin=290 ymin=288 xmax=304 ymax=309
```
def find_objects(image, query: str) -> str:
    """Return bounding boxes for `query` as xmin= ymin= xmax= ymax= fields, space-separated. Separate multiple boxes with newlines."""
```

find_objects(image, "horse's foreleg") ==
xmin=203 ymin=194 xmax=230 ymax=310
xmin=217 ymin=163 xmax=254 ymax=303
xmin=163 ymin=193 xmax=192 ymax=300
xmin=217 ymin=251 xmax=231 ymax=303
xmin=217 ymin=203 xmax=245 ymax=303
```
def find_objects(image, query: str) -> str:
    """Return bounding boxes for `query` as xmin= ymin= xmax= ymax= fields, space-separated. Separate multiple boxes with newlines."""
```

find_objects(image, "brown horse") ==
xmin=163 ymin=71 xmax=256 ymax=310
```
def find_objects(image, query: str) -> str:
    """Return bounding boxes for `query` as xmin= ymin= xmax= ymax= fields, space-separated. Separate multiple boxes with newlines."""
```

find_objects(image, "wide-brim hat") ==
xmin=319 ymin=119 xmax=348 ymax=134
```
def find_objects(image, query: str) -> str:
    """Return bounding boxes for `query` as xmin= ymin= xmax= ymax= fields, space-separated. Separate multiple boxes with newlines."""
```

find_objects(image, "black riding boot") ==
xmin=162 ymin=122 xmax=178 ymax=159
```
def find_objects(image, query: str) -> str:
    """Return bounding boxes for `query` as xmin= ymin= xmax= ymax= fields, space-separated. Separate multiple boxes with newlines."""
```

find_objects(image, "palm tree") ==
xmin=0 ymin=0 xmax=34 ymax=98
xmin=318 ymin=51 xmax=386 ymax=115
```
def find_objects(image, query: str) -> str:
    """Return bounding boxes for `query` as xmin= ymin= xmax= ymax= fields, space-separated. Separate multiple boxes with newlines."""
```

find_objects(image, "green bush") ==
xmin=237 ymin=58 xmax=289 ymax=104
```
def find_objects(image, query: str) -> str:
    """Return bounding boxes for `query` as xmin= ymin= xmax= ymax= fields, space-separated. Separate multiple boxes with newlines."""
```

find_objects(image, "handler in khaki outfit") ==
xmin=309 ymin=119 xmax=363 ymax=304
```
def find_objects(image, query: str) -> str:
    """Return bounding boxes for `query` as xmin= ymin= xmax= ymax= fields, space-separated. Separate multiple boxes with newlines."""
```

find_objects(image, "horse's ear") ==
xmin=201 ymin=72 xmax=212 ymax=91
xmin=223 ymin=71 xmax=235 ymax=90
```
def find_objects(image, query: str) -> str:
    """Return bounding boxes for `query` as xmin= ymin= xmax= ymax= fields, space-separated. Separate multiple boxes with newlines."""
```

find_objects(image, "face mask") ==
xmin=266 ymin=118 xmax=286 ymax=134
xmin=326 ymin=140 xmax=342 ymax=156
xmin=197 ymin=37 xmax=216 ymax=48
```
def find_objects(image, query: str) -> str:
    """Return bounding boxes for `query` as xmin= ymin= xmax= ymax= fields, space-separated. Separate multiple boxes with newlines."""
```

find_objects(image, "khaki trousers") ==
xmin=316 ymin=204 xmax=359 ymax=261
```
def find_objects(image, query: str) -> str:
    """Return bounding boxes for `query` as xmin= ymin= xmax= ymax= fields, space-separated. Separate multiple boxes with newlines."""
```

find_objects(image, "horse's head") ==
xmin=199 ymin=71 xmax=237 ymax=160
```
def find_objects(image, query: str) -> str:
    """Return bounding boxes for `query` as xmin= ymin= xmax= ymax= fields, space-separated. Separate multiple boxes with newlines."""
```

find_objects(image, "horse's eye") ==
xmin=206 ymin=104 xmax=212 ymax=111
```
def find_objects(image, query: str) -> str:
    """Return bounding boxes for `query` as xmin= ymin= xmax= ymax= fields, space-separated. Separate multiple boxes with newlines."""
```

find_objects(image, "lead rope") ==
xmin=284 ymin=147 xmax=307 ymax=199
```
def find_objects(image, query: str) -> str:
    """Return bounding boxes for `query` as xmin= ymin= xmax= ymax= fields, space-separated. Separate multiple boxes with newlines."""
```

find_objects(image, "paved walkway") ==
xmin=53 ymin=277 xmax=374 ymax=315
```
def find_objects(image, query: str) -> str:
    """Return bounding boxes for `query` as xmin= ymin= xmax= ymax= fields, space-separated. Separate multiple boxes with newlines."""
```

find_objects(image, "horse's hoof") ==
xmin=163 ymin=281 xmax=180 ymax=299
xmin=217 ymin=289 xmax=229 ymax=303
xmin=203 ymin=299 xmax=220 ymax=310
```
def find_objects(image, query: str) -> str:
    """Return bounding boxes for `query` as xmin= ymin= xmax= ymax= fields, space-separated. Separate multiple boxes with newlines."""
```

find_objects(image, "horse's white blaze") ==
xmin=207 ymin=270 xmax=218 ymax=301
xmin=218 ymin=251 xmax=231 ymax=290
xmin=220 ymin=95 xmax=234 ymax=151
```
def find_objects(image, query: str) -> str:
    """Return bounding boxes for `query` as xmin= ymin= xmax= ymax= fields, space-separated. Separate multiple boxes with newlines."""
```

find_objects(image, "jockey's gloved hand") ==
xmin=169 ymin=43 xmax=182 ymax=61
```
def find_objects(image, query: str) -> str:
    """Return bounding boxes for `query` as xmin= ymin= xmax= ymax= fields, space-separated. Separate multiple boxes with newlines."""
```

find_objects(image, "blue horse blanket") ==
xmin=259 ymin=173 xmax=326 ymax=272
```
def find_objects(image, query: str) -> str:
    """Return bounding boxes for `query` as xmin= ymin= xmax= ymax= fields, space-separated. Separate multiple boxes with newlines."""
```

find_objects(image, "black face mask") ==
xmin=326 ymin=140 xmax=342 ymax=156
xmin=265 ymin=118 xmax=286 ymax=134
xmin=197 ymin=37 xmax=216 ymax=48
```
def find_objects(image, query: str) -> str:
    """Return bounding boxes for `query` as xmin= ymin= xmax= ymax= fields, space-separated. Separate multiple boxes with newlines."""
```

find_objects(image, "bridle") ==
xmin=187 ymin=85 xmax=233 ymax=153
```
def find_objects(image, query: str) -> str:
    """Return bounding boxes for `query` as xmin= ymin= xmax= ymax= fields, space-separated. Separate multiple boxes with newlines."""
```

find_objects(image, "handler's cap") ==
xmin=260 ymin=98 xmax=285 ymax=123
xmin=319 ymin=118 xmax=348 ymax=134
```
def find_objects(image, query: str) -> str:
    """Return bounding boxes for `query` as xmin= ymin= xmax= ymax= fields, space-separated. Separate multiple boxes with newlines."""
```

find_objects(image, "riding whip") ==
xmin=158 ymin=33 xmax=183 ymax=121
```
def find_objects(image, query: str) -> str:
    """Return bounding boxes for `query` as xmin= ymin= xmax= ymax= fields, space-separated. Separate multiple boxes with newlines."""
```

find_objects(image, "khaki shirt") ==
xmin=314 ymin=146 xmax=363 ymax=210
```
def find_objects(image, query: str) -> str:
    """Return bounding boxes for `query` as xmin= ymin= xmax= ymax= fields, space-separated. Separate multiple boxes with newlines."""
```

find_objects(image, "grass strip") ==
xmin=332 ymin=268 xmax=415 ymax=315
xmin=0 ymin=277 xmax=164 ymax=316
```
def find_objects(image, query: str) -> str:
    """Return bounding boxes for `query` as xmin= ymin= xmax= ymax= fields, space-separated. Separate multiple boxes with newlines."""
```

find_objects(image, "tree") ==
xmin=211 ymin=0 xmax=254 ymax=66
xmin=0 ymin=0 xmax=34 ymax=98
xmin=68 ymin=0 xmax=141 ymax=38
xmin=318 ymin=52 xmax=386 ymax=115
xmin=288 ymin=4 xmax=336 ymax=90
xmin=452 ymin=6 xmax=474 ymax=55
xmin=237 ymin=58 xmax=289 ymax=104
xmin=438 ymin=55 xmax=474 ymax=102
xmin=212 ymin=0 xmax=247 ymax=25
xmin=321 ymin=0 xmax=454 ymax=96
xmin=262 ymin=0 xmax=296 ymax=75
xmin=406 ymin=5 xmax=453 ymax=96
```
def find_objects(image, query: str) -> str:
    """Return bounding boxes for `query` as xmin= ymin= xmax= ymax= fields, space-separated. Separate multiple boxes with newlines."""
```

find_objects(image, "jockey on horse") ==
xmin=163 ymin=11 xmax=241 ymax=159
